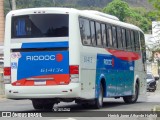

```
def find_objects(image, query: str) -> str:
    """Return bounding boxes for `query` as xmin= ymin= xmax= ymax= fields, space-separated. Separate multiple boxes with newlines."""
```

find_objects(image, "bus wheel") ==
xmin=32 ymin=99 xmax=54 ymax=110
xmin=123 ymin=83 xmax=139 ymax=103
xmin=94 ymin=84 xmax=104 ymax=109
xmin=32 ymin=100 xmax=43 ymax=110
xmin=43 ymin=102 xmax=54 ymax=110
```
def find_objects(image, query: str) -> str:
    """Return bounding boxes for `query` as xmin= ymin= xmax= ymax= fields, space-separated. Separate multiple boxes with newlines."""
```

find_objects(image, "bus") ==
xmin=4 ymin=8 xmax=146 ymax=109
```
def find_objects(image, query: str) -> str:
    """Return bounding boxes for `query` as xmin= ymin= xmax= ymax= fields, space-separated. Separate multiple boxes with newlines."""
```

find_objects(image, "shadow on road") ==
xmin=22 ymin=101 xmax=146 ymax=113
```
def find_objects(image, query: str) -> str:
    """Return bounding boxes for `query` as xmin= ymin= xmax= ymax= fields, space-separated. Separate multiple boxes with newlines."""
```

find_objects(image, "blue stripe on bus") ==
xmin=21 ymin=41 xmax=69 ymax=48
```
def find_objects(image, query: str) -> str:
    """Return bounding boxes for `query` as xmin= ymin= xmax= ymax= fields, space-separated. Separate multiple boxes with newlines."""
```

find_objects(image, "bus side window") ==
xmin=101 ymin=24 xmax=107 ymax=47
xmin=79 ymin=18 xmax=91 ymax=46
xmin=135 ymin=31 xmax=140 ymax=51
xmin=117 ymin=27 xmax=123 ymax=49
xmin=96 ymin=22 xmax=102 ymax=47
xmin=122 ymin=28 xmax=126 ymax=50
xmin=90 ymin=21 xmax=96 ymax=46
xmin=126 ymin=30 xmax=131 ymax=51
xmin=130 ymin=30 xmax=135 ymax=51
xmin=112 ymin=26 xmax=117 ymax=48
xmin=107 ymin=25 xmax=112 ymax=48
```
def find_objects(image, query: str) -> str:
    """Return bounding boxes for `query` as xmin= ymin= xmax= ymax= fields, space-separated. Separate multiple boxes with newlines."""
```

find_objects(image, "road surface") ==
xmin=0 ymin=84 xmax=160 ymax=120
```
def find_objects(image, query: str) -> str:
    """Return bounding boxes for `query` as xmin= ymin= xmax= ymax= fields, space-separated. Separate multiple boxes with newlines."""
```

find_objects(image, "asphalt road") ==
xmin=0 ymin=84 xmax=160 ymax=120
xmin=0 ymin=88 xmax=159 ymax=111
xmin=0 ymin=95 xmax=157 ymax=111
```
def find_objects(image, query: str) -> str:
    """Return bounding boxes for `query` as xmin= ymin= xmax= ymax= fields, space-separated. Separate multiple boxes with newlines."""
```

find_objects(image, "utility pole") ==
xmin=12 ymin=0 xmax=16 ymax=10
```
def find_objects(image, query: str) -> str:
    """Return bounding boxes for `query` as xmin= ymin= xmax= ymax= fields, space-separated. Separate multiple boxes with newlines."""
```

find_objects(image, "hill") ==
xmin=4 ymin=0 xmax=153 ymax=15
xmin=54 ymin=0 xmax=152 ymax=10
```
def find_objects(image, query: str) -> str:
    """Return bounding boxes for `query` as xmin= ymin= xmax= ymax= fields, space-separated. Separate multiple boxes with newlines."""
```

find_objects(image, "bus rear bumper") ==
xmin=5 ymin=83 xmax=80 ymax=99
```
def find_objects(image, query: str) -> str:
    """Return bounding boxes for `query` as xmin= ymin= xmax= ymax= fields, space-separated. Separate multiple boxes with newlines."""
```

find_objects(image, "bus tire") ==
xmin=123 ymin=83 xmax=139 ymax=103
xmin=43 ymin=103 xmax=54 ymax=110
xmin=32 ymin=99 xmax=54 ymax=110
xmin=32 ymin=100 xmax=43 ymax=110
xmin=94 ymin=84 xmax=104 ymax=109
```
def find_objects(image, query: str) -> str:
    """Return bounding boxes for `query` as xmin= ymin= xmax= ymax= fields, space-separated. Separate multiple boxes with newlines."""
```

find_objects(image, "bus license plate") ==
xmin=34 ymin=80 xmax=46 ymax=86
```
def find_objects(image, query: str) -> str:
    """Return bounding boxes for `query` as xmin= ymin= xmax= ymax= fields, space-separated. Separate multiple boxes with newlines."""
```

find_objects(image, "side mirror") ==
xmin=155 ymin=76 xmax=159 ymax=81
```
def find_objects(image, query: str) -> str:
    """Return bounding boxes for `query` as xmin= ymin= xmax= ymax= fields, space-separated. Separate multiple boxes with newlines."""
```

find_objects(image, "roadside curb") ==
xmin=152 ymin=105 xmax=160 ymax=112
xmin=0 ymin=95 xmax=5 ymax=99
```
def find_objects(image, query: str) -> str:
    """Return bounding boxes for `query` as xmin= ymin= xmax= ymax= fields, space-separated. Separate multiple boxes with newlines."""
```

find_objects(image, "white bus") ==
xmin=4 ymin=8 xmax=146 ymax=109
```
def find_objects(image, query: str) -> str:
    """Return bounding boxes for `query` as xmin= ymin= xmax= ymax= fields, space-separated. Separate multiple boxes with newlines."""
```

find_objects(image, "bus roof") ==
xmin=7 ymin=7 xmax=143 ymax=33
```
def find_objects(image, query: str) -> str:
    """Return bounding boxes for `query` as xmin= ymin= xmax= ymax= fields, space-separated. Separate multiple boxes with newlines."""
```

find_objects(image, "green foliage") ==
xmin=103 ymin=0 xmax=131 ymax=21
xmin=148 ymin=0 xmax=160 ymax=20
xmin=147 ymin=11 xmax=158 ymax=21
xmin=4 ymin=0 xmax=103 ymax=15
xmin=3 ymin=0 xmax=154 ymax=33
xmin=103 ymin=0 xmax=152 ymax=33
xmin=126 ymin=8 xmax=151 ymax=32
xmin=4 ymin=0 xmax=11 ymax=15
xmin=4 ymin=0 xmax=58 ymax=15
xmin=16 ymin=0 xmax=55 ymax=9
xmin=148 ymin=0 xmax=160 ymax=9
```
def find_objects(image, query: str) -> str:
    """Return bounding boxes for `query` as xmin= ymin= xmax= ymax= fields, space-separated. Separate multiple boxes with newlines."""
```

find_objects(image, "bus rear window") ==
xmin=11 ymin=14 xmax=69 ymax=38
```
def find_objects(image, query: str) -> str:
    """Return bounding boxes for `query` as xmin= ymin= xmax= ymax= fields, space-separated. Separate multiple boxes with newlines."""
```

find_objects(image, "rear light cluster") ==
xmin=3 ymin=67 xmax=11 ymax=84
xmin=3 ymin=66 xmax=79 ymax=84
xmin=69 ymin=65 xmax=79 ymax=83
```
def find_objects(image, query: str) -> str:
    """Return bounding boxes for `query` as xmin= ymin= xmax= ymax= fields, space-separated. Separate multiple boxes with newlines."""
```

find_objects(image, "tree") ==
xmin=103 ymin=0 xmax=151 ymax=33
xmin=148 ymin=0 xmax=160 ymax=20
xmin=126 ymin=7 xmax=151 ymax=33
xmin=103 ymin=0 xmax=131 ymax=21
xmin=12 ymin=0 xmax=16 ymax=10
xmin=148 ymin=0 xmax=160 ymax=10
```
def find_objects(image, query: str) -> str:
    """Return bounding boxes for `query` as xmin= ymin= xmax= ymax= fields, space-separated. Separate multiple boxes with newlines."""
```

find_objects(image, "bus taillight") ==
xmin=4 ymin=67 xmax=11 ymax=84
xmin=69 ymin=65 xmax=79 ymax=74
xmin=4 ymin=67 xmax=11 ymax=76
xmin=69 ymin=65 xmax=79 ymax=83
